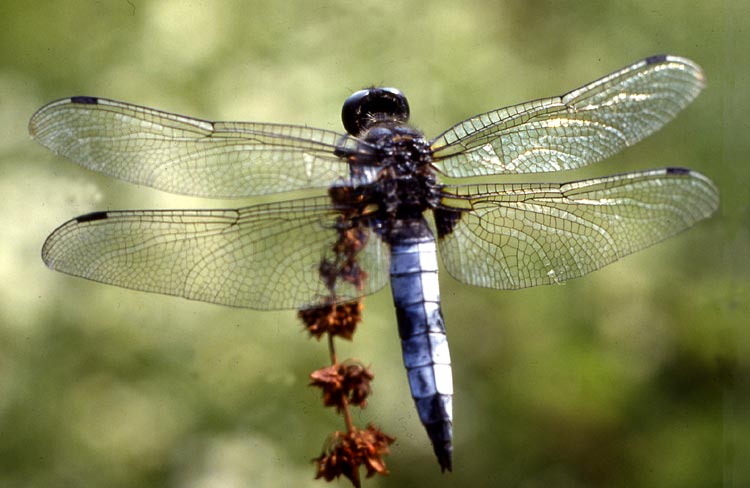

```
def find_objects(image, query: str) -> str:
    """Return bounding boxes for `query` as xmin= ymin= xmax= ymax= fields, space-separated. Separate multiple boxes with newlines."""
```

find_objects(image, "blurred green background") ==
xmin=1 ymin=0 xmax=747 ymax=487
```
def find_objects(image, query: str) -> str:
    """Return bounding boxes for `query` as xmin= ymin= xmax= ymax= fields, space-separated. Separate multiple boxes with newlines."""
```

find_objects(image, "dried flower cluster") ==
xmin=298 ymin=301 xmax=363 ymax=340
xmin=299 ymin=189 xmax=395 ymax=486
xmin=309 ymin=361 xmax=374 ymax=412
xmin=314 ymin=425 xmax=396 ymax=487
xmin=301 ymin=296 xmax=394 ymax=486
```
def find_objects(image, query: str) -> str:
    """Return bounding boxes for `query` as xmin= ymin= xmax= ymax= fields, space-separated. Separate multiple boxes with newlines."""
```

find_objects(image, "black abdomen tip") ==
xmin=425 ymin=421 xmax=453 ymax=472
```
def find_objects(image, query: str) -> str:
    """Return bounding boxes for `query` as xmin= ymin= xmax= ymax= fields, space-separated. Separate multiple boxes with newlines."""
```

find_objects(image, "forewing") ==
xmin=431 ymin=56 xmax=704 ymax=177
xmin=29 ymin=97 xmax=362 ymax=197
xmin=41 ymin=196 xmax=390 ymax=310
xmin=437 ymin=168 xmax=718 ymax=289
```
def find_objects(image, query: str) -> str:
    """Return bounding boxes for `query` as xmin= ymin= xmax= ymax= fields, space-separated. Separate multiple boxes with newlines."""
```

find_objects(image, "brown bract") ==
xmin=314 ymin=424 xmax=396 ymax=487
xmin=298 ymin=301 xmax=363 ymax=340
xmin=309 ymin=361 xmax=373 ymax=411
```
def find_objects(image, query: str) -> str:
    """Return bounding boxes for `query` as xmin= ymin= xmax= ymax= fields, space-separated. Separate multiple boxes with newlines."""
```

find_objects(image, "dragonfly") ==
xmin=30 ymin=54 xmax=719 ymax=472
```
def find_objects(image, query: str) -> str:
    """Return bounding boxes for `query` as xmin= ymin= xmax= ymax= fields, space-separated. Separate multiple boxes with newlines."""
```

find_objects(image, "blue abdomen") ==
xmin=389 ymin=219 xmax=453 ymax=471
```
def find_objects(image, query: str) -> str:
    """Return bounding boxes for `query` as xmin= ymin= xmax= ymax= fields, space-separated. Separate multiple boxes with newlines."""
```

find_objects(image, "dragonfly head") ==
xmin=342 ymin=87 xmax=410 ymax=136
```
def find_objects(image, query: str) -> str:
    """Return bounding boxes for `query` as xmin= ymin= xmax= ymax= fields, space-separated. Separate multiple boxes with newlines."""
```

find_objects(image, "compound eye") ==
xmin=341 ymin=87 xmax=410 ymax=136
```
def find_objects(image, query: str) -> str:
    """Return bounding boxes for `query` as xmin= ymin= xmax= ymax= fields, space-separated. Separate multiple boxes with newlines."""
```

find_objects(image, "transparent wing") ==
xmin=29 ymin=97 xmax=364 ymax=197
xmin=430 ymin=55 xmax=704 ymax=177
xmin=41 ymin=196 xmax=390 ymax=310
xmin=437 ymin=168 xmax=718 ymax=289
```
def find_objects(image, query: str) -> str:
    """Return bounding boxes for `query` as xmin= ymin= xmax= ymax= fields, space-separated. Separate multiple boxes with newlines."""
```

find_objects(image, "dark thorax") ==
xmin=337 ymin=87 xmax=444 ymax=244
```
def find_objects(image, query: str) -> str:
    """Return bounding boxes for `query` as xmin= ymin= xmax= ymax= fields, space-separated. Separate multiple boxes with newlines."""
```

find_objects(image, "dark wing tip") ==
xmin=30 ymin=96 xmax=100 ymax=138
xmin=644 ymin=54 xmax=669 ymax=65
xmin=70 ymin=96 xmax=100 ymax=105
xmin=75 ymin=211 xmax=109 ymax=223
xmin=41 ymin=211 xmax=110 ymax=268
xmin=665 ymin=167 xmax=692 ymax=175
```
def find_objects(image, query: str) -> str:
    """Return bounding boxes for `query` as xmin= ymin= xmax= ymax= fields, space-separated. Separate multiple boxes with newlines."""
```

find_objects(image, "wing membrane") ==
xmin=437 ymin=168 xmax=718 ymax=289
xmin=41 ymin=196 xmax=389 ymax=310
xmin=29 ymin=97 xmax=363 ymax=197
xmin=431 ymin=56 xmax=704 ymax=177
